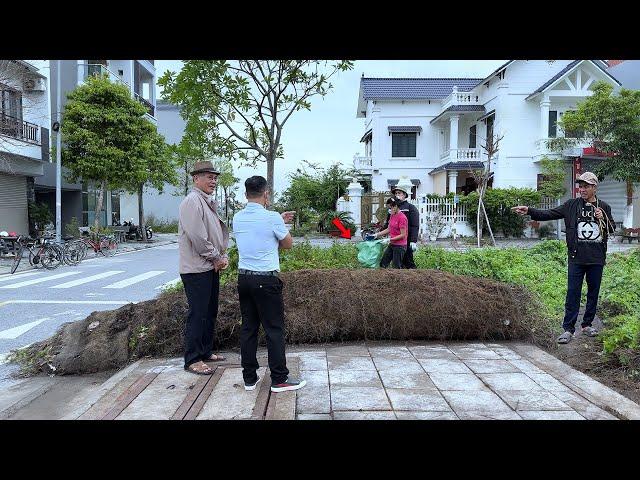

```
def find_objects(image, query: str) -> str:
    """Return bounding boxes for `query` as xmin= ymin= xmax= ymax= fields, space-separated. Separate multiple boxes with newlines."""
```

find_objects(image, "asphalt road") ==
xmin=0 ymin=243 xmax=181 ymax=386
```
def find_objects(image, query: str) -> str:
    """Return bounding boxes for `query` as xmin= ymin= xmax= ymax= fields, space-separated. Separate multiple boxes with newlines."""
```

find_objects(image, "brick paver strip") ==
xmin=250 ymin=368 xmax=272 ymax=420
xmin=183 ymin=367 xmax=223 ymax=420
xmin=171 ymin=373 xmax=212 ymax=420
xmin=101 ymin=370 xmax=160 ymax=420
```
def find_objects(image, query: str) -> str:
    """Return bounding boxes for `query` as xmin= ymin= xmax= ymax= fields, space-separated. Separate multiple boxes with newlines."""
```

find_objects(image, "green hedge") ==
xmin=461 ymin=188 xmax=542 ymax=238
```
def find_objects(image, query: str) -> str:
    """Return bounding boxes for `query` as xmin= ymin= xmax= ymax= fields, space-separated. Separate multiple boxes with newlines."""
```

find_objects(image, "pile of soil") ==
xmin=16 ymin=268 xmax=550 ymax=375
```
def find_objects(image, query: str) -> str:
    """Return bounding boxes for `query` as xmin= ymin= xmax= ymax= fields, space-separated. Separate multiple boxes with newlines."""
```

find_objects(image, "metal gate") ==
xmin=361 ymin=192 xmax=389 ymax=227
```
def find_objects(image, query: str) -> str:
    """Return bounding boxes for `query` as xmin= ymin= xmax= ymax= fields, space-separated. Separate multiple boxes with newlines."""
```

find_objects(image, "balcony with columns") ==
xmin=440 ymin=85 xmax=482 ymax=113
xmin=353 ymin=155 xmax=373 ymax=173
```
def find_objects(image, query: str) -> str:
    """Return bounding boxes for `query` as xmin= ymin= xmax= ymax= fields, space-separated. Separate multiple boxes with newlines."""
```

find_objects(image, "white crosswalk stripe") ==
xmin=155 ymin=277 xmax=181 ymax=290
xmin=0 ymin=271 xmax=43 ymax=283
xmin=103 ymin=270 xmax=165 ymax=289
xmin=0 ymin=271 xmax=81 ymax=289
xmin=51 ymin=271 xmax=125 ymax=289
xmin=0 ymin=318 xmax=49 ymax=339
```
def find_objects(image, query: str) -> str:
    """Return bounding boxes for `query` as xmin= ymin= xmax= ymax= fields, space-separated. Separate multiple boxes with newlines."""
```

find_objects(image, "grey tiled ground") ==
xmin=292 ymin=341 xmax=639 ymax=420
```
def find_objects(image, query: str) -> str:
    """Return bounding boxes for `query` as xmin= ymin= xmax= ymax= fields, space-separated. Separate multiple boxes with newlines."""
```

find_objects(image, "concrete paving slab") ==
xmin=299 ymin=370 xmax=329 ymax=388
xmin=297 ymin=413 xmax=332 ymax=420
xmin=117 ymin=366 xmax=196 ymax=420
xmin=378 ymin=370 xmax=436 ymax=389
xmin=450 ymin=347 xmax=502 ymax=360
xmin=408 ymin=346 xmax=457 ymax=359
xmin=368 ymin=346 xmax=413 ymax=359
xmin=456 ymin=410 xmax=522 ymax=420
xmin=395 ymin=411 xmax=459 ymax=420
xmin=333 ymin=411 xmax=396 ymax=420
xmin=386 ymin=388 xmax=450 ymax=411
xmin=329 ymin=369 xmax=382 ymax=387
xmin=495 ymin=390 xmax=573 ymax=411
xmin=328 ymin=356 xmax=376 ymax=371
xmin=0 ymin=377 xmax=56 ymax=419
xmin=527 ymin=373 xmax=575 ymax=393
xmin=299 ymin=355 xmax=327 ymax=371
xmin=550 ymin=390 xmax=617 ymax=420
xmin=508 ymin=358 xmax=547 ymax=375
xmin=428 ymin=373 xmax=490 ymax=391
xmin=296 ymin=386 xmax=331 ymax=414
xmin=372 ymin=357 xmax=425 ymax=373
xmin=417 ymin=358 xmax=473 ymax=374
xmin=267 ymin=358 xmax=299 ymax=420
xmin=463 ymin=359 xmax=521 ymax=374
xmin=325 ymin=344 xmax=370 ymax=357
xmin=518 ymin=410 xmax=585 ymax=420
xmin=510 ymin=343 xmax=640 ymax=420
xmin=330 ymin=386 xmax=391 ymax=411
xmin=478 ymin=372 xmax=544 ymax=391
xmin=441 ymin=390 xmax=514 ymax=414
xmin=485 ymin=345 xmax=522 ymax=360
xmin=196 ymin=367 xmax=265 ymax=420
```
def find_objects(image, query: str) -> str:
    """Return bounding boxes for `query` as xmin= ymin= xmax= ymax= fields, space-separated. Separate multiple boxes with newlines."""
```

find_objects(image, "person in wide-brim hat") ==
xmin=190 ymin=161 xmax=221 ymax=176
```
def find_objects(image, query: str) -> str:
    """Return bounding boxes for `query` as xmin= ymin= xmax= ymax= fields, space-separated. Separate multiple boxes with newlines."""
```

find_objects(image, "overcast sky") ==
xmin=155 ymin=60 xmax=507 ymax=198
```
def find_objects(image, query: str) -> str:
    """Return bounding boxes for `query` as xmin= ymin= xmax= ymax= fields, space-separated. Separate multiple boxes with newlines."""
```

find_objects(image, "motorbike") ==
xmin=121 ymin=220 xmax=153 ymax=241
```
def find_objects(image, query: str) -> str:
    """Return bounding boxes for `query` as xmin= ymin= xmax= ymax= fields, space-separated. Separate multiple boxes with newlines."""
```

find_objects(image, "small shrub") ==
xmin=64 ymin=217 xmax=81 ymax=238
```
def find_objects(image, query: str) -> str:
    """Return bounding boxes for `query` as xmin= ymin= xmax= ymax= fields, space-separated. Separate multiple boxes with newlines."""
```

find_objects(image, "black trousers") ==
xmin=380 ymin=245 xmax=406 ymax=269
xmin=238 ymin=274 xmax=289 ymax=384
xmin=181 ymin=270 xmax=220 ymax=368
xmin=402 ymin=244 xmax=417 ymax=269
xmin=563 ymin=263 xmax=604 ymax=334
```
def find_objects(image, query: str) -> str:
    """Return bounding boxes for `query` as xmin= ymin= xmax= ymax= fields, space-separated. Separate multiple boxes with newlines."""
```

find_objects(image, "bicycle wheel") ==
xmin=29 ymin=247 xmax=44 ymax=268
xmin=63 ymin=242 xmax=82 ymax=265
xmin=41 ymin=244 xmax=62 ymax=270
xmin=10 ymin=243 xmax=25 ymax=274
xmin=105 ymin=237 xmax=118 ymax=256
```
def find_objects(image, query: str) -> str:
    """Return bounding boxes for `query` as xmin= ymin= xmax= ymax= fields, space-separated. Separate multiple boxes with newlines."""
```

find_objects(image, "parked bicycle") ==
xmin=10 ymin=236 xmax=59 ymax=274
xmin=76 ymin=234 xmax=119 ymax=260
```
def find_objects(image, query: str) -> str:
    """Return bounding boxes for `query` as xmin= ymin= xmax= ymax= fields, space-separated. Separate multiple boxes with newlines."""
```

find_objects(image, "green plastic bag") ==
xmin=356 ymin=240 xmax=384 ymax=269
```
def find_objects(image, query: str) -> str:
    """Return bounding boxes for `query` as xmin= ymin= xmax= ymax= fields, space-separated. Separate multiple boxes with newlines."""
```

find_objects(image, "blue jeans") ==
xmin=562 ymin=263 xmax=604 ymax=334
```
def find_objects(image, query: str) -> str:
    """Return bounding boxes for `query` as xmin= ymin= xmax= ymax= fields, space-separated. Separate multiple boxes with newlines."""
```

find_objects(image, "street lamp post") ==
xmin=55 ymin=60 xmax=62 ymax=243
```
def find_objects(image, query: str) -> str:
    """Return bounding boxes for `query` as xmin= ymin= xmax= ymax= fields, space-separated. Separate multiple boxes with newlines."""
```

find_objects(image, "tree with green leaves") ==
xmin=158 ymin=60 xmax=354 ymax=201
xmin=560 ymin=81 xmax=640 ymax=221
xmin=120 ymin=130 xmax=177 ymax=239
xmin=61 ymin=74 xmax=166 ymax=230
xmin=169 ymin=133 xmax=207 ymax=197
xmin=279 ymin=161 xmax=354 ymax=230
xmin=538 ymin=157 xmax=567 ymax=199
xmin=215 ymin=157 xmax=239 ymax=222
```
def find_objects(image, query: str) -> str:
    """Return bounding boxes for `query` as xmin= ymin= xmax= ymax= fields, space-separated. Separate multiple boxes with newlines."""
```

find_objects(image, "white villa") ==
xmin=352 ymin=60 xmax=639 ymax=230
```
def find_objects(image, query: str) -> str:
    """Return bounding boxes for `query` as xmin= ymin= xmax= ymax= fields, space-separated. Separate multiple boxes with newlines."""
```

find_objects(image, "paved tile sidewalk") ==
xmin=4 ymin=340 xmax=639 ymax=420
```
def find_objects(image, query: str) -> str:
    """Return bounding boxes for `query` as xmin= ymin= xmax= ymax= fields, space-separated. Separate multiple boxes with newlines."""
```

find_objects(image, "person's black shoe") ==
xmin=271 ymin=377 xmax=307 ymax=393
xmin=244 ymin=375 xmax=261 ymax=391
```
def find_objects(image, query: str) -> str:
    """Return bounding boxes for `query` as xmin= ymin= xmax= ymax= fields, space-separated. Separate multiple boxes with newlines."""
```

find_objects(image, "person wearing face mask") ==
xmin=178 ymin=161 xmax=230 ymax=375
xmin=232 ymin=175 xmax=307 ymax=393
xmin=374 ymin=197 xmax=409 ymax=268
xmin=512 ymin=172 xmax=616 ymax=345
xmin=383 ymin=176 xmax=420 ymax=269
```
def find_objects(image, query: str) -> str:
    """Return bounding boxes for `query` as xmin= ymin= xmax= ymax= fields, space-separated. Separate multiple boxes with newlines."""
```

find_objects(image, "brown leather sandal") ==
xmin=184 ymin=361 xmax=214 ymax=375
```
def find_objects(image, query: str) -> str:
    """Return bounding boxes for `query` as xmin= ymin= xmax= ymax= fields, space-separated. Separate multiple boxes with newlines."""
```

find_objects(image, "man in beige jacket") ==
xmin=179 ymin=161 xmax=229 ymax=375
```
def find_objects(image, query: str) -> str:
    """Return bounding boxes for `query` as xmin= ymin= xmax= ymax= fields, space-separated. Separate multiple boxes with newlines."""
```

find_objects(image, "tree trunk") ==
xmin=94 ymin=179 xmax=106 ymax=231
xmin=184 ymin=161 xmax=189 ymax=196
xmin=267 ymin=155 xmax=275 ymax=204
xmin=223 ymin=186 xmax=229 ymax=221
xmin=138 ymin=184 xmax=146 ymax=242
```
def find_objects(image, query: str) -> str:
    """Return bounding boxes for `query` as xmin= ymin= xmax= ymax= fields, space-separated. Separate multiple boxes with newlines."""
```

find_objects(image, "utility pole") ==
xmin=55 ymin=59 xmax=62 ymax=243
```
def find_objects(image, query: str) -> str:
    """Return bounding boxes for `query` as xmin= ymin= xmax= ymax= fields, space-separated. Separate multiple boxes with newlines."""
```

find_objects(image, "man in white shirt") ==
xmin=232 ymin=175 xmax=306 ymax=393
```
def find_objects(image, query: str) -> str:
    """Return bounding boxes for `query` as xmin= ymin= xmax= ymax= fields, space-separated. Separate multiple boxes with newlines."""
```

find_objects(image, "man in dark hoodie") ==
xmin=512 ymin=172 xmax=616 ymax=344
xmin=384 ymin=176 xmax=420 ymax=269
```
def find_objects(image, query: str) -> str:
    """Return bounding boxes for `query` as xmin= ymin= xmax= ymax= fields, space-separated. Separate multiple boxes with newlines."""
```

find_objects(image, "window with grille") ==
xmin=391 ymin=132 xmax=416 ymax=157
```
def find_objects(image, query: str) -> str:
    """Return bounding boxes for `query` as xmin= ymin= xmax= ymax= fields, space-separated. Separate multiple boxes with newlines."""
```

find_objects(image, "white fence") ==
xmin=411 ymin=196 xmax=560 ymax=240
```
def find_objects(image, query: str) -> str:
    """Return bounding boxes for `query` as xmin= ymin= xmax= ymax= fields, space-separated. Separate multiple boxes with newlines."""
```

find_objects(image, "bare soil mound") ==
xmin=16 ymin=268 xmax=550 ymax=375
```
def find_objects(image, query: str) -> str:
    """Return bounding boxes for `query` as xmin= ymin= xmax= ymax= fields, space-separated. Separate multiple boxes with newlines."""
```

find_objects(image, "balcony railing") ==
xmin=0 ymin=113 xmax=40 ymax=145
xmin=134 ymin=93 xmax=155 ymax=117
xmin=353 ymin=155 xmax=373 ymax=170
xmin=441 ymin=88 xmax=481 ymax=111
xmin=439 ymin=148 xmax=482 ymax=161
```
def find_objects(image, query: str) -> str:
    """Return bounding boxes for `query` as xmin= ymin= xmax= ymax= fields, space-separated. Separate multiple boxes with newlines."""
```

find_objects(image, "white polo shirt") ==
xmin=232 ymin=202 xmax=289 ymax=272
